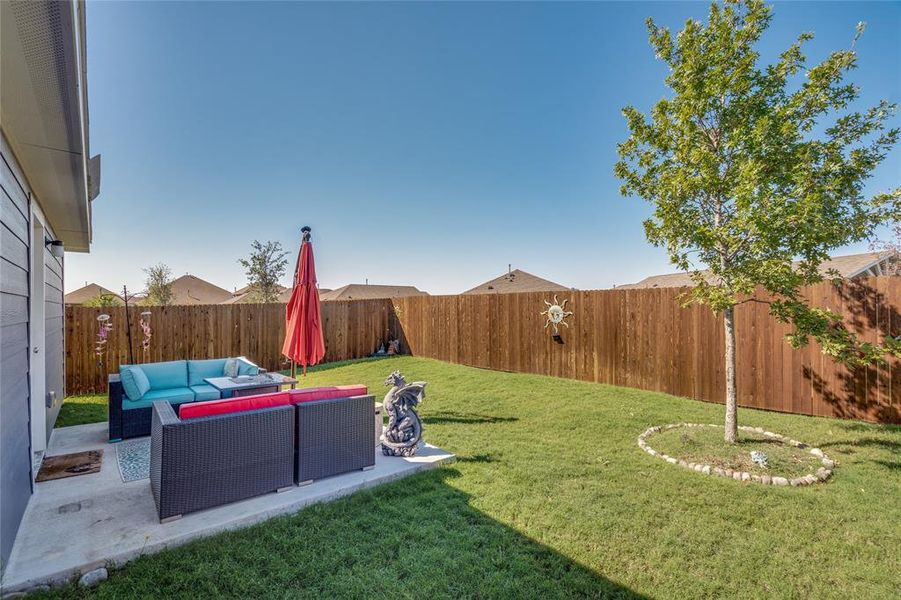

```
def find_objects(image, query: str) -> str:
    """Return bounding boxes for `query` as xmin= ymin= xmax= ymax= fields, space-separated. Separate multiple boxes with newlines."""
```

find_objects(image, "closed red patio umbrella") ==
xmin=282 ymin=226 xmax=325 ymax=376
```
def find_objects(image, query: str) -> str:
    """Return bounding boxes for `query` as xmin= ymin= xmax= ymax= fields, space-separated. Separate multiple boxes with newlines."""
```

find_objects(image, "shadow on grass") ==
xmin=873 ymin=459 xmax=901 ymax=471
xmin=456 ymin=453 xmax=499 ymax=464
xmin=816 ymin=437 xmax=901 ymax=472
xmin=817 ymin=437 xmax=901 ymax=452
xmin=37 ymin=468 xmax=644 ymax=599
xmin=423 ymin=411 xmax=518 ymax=426
xmin=833 ymin=420 xmax=901 ymax=435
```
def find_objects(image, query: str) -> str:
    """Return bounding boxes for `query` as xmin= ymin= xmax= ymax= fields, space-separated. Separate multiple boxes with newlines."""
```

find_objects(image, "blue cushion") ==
xmin=121 ymin=387 xmax=195 ymax=410
xmin=187 ymin=359 xmax=228 ymax=387
xmin=120 ymin=366 xmax=151 ymax=401
xmin=190 ymin=384 xmax=221 ymax=401
xmin=237 ymin=358 xmax=259 ymax=376
xmin=140 ymin=360 xmax=188 ymax=390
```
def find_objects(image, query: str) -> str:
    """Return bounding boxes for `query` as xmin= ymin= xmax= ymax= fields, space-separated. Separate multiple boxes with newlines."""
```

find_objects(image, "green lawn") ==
xmin=649 ymin=426 xmax=823 ymax=478
xmin=55 ymin=394 xmax=108 ymax=428
xmin=46 ymin=357 xmax=899 ymax=599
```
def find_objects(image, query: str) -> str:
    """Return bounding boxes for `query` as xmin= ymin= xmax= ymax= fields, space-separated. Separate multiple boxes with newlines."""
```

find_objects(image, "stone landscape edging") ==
xmin=637 ymin=423 xmax=834 ymax=486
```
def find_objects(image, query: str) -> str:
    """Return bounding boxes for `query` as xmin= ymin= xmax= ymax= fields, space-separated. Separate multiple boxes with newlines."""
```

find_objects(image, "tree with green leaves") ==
xmin=615 ymin=0 xmax=900 ymax=442
xmin=869 ymin=224 xmax=900 ymax=275
xmin=143 ymin=263 xmax=174 ymax=306
xmin=238 ymin=240 xmax=289 ymax=303
xmin=83 ymin=292 xmax=122 ymax=307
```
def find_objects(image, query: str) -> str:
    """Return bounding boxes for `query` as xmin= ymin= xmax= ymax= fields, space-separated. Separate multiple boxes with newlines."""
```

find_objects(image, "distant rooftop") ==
xmin=169 ymin=274 xmax=233 ymax=305
xmin=65 ymin=283 xmax=119 ymax=305
xmin=221 ymin=284 xmax=287 ymax=304
xmin=319 ymin=284 xmax=427 ymax=301
xmin=618 ymin=251 xmax=898 ymax=289
xmin=221 ymin=285 xmax=331 ymax=304
xmin=462 ymin=268 xmax=571 ymax=295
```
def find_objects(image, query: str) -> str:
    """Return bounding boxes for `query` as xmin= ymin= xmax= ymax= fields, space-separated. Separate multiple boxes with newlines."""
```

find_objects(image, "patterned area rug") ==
xmin=36 ymin=450 xmax=103 ymax=482
xmin=116 ymin=439 xmax=151 ymax=482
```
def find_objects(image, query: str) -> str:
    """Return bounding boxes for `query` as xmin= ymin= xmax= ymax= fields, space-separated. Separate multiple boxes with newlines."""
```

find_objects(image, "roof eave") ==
xmin=0 ymin=0 xmax=94 ymax=252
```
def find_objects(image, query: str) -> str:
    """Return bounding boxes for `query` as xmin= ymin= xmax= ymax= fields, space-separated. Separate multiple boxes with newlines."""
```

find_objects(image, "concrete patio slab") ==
xmin=1 ymin=422 xmax=454 ymax=595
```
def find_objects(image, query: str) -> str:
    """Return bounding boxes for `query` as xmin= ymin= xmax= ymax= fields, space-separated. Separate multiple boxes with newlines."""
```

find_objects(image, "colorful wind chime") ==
xmin=95 ymin=313 xmax=113 ymax=367
xmin=139 ymin=311 xmax=153 ymax=355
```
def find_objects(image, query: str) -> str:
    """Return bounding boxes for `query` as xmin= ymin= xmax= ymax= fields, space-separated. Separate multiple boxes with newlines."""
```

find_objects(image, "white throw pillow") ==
xmin=224 ymin=358 xmax=239 ymax=378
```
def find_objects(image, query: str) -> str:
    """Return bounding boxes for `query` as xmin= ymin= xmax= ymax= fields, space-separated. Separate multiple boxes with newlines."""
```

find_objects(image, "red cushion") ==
xmin=288 ymin=385 xmax=368 ymax=403
xmin=178 ymin=385 xmax=369 ymax=420
xmin=179 ymin=392 xmax=293 ymax=420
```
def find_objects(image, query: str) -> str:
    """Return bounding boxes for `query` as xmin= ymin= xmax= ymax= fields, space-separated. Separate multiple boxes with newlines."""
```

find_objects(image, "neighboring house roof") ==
xmin=218 ymin=294 xmax=246 ymax=305
xmin=278 ymin=286 xmax=331 ymax=302
xmin=462 ymin=269 xmax=571 ymax=295
xmin=820 ymin=251 xmax=898 ymax=278
xmin=319 ymin=284 xmax=427 ymax=301
xmin=616 ymin=271 xmax=716 ymax=290
xmin=65 ymin=283 xmax=119 ymax=305
xmin=221 ymin=284 xmax=287 ymax=304
xmin=221 ymin=285 xmax=332 ymax=304
xmin=169 ymin=275 xmax=233 ymax=305
xmin=618 ymin=252 xmax=898 ymax=289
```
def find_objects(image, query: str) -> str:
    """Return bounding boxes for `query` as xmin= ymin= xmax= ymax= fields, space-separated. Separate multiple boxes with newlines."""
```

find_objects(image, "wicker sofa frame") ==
xmin=108 ymin=374 xmax=163 ymax=442
xmin=149 ymin=393 xmax=376 ymax=521
xmin=150 ymin=400 xmax=296 ymax=522
xmin=295 ymin=394 xmax=376 ymax=484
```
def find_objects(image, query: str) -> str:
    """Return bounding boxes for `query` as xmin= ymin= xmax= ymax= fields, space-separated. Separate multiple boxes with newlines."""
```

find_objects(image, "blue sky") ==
xmin=67 ymin=1 xmax=901 ymax=295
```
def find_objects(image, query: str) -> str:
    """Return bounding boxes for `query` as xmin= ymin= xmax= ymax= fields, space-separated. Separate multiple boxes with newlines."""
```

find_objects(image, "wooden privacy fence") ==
xmin=66 ymin=277 xmax=899 ymax=423
xmin=65 ymin=300 xmax=396 ymax=395
xmin=390 ymin=277 xmax=899 ymax=424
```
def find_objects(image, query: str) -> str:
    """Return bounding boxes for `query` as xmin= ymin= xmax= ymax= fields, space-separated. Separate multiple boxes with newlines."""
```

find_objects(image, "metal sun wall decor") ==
xmin=95 ymin=314 xmax=113 ymax=367
xmin=381 ymin=370 xmax=426 ymax=457
xmin=540 ymin=294 xmax=573 ymax=335
xmin=139 ymin=311 xmax=153 ymax=355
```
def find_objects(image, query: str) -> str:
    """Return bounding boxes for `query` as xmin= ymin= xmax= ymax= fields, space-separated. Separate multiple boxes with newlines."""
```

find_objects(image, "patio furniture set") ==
xmin=108 ymin=357 xmax=378 ymax=522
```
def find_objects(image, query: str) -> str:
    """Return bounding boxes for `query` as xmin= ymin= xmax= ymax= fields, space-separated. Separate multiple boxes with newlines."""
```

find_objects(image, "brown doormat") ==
xmin=36 ymin=450 xmax=103 ymax=482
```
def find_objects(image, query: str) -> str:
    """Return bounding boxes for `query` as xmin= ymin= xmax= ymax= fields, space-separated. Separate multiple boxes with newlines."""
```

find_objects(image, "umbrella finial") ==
xmin=301 ymin=226 xmax=311 ymax=242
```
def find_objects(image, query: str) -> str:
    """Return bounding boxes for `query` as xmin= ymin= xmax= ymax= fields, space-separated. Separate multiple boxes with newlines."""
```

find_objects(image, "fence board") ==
xmin=66 ymin=300 xmax=395 ymax=395
xmin=392 ymin=278 xmax=898 ymax=423
xmin=67 ymin=278 xmax=899 ymax=423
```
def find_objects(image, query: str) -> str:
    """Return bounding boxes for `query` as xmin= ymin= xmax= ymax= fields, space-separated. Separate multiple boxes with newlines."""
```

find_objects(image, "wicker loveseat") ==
xmin=150 ymin=386 xmax=375 ymax=521
xmin=108 ymin=357 xmax=260 ymax=441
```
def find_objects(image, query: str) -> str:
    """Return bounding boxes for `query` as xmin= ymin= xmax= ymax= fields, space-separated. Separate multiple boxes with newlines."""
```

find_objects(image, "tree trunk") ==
xmin=723 ymin=306 xmax=737 ymax=443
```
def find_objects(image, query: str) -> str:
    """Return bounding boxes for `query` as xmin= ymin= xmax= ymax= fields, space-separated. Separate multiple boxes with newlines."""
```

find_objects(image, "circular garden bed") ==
xmin=638 ymin=423 xmax=834 ymax=486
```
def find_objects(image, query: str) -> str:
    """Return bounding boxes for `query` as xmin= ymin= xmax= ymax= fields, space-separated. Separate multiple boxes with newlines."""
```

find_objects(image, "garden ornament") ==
xmin=381 ymin=370 xmax=426 ymax=457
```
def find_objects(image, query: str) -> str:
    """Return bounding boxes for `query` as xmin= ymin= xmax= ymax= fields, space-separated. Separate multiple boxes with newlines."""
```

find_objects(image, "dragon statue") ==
xmin=381 ymin=370 xmax=427 ymax=457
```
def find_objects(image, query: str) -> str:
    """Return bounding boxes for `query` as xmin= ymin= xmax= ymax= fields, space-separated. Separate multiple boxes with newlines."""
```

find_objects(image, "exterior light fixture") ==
xmin=45 ymin=239 xmax=64 ymax=258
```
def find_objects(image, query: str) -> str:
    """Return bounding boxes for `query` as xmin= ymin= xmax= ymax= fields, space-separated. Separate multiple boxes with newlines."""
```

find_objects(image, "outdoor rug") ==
xmin=116 ymin=439 xmax=151 ymax=482
xmin=35 ymin=450 xmax=103 ymax=482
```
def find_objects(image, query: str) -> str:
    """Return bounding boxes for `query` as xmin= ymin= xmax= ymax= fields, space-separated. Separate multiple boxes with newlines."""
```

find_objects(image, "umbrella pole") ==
xmin=291 ymin=360 xmax=297 ymax=379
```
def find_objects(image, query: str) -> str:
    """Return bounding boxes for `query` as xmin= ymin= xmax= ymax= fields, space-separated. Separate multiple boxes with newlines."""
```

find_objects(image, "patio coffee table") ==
xmin=204 ymin=373 xmax=298 ymax=397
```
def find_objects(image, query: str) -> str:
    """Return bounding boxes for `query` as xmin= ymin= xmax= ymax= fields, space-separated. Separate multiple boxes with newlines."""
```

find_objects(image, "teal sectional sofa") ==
xmin=108 ymin=357 xmax=259 ymax=441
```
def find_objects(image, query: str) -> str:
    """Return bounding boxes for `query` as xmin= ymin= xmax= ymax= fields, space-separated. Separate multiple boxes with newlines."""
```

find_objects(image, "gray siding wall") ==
xmin=44 ymin=240 xmax=64 ymax=437
xmin=0 ymin=145 xmax=32 ymax=569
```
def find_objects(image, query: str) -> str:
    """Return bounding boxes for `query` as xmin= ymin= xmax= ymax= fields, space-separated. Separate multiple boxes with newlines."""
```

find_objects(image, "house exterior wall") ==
xmin=0 ymin=138 xmax=33 ymax=570
xmin=1 ymin=0 xmax=94 ymax=572
xmin=44 ymin=235 xmax=64 ymax=436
